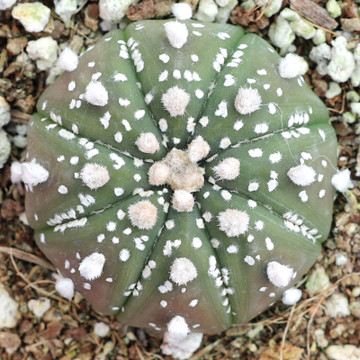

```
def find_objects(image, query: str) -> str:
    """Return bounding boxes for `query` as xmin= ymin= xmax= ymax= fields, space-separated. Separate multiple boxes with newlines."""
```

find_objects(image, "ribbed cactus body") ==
xmin=25 ymin=19 xmax=337 ymax=334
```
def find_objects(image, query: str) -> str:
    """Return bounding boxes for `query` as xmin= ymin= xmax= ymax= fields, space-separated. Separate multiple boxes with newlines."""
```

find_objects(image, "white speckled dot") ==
xmin=119 ymin=249 xmax=130 ymax=262
xmin=58 ymin=185 xmax=68 ymax=194
xmin=244 ymin=256 xmax=255 ymax=266
xmin=191 ymin=237 xmax=202 ymax=249
xmin=106 ymin=221 xmax=117 ymax=232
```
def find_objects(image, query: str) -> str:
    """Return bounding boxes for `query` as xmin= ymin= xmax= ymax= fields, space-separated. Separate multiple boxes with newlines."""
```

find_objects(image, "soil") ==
xmin=0 ymin=0 xmax=359 ymax=359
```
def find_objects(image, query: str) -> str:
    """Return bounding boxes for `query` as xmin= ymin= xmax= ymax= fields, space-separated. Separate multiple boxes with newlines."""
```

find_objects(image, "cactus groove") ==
xmin=25 ymin=19 xmax=337 ymax=335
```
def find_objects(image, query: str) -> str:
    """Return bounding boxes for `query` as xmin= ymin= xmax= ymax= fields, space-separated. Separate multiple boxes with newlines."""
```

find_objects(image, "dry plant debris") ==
xmin=0 ymin=0 xmax=359 ymax=359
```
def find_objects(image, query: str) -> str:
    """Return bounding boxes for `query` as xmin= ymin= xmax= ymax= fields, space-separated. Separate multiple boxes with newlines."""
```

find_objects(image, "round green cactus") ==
xmin=24 ymin=18 xmax=337 ymax=337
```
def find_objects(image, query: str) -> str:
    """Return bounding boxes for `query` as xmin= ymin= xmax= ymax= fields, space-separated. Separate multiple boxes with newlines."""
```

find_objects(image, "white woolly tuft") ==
xmin=331 ymin=169 xmax=352 ymax=193
xmin=278 ymin=53 xmax=302 ymax=79
xmin=234 ymin=87 xmax=262 ymax=115
xmin=80 ymin=163 xmax=110 ymax=190
xmin=167 ymin=315 xmax=190 ymax=341
xmin=55 ymin=277 xmax=75 ymax=300
xmin=163 ymin=21 xmax=189 ymax=49
xmin=267 ymin=261 xmax=294 ymax=288
xmin=57 ymin=47 xmax=79 ymax=72
xmin=213 ymin=157 xmax=240 ymax=181
xmin=218 ymin=209 xmax=249 ymax=237
xmin=135 ymin=132 xmax=160 ymax=154
xmin=287 ymin=164 xmax=316 ymax=186
xmin=170 ymin=257 xmax=197 ymax=285
xmin=78 ymin=252 xmax=106 ymax=281
xmin=128 ymin=200 xmax=158 ymax=230
xmin=162 ymin=328 xmax=203 ymax=359
xmin=187 ymin=136 xmax=210 ymax=163
xmin=172 ymin=190 xmax=194 ymax=212
xmin=161 ymin=86 xmax=191 ymax=117
xmin=282 ymin=288 xmax=302 ymax=305
xmin=148 ymin=162 xmax=170 ymax=186
xmin=172 ymin=3 xmax=193 ymax=20
xmin=84 ymin=80 xmax=109 ymax=106
xmin=10 ymin=161 xmax=22 ymax=183
xmin=21 ymin=160 xmax=49 ymax=188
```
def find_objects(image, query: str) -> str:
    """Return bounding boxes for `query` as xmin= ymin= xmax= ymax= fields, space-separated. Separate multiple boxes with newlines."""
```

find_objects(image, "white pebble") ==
xmin=0 ymin=0 xmax=16 ymax=10
xmin=94 ymin=322 xmax=110 ymax=337
xmin=12 ymin=2 xmax=50 ymax=33
xmin=54 ymin=0 xmax=80 ymax=23
xmin=0 ymin=96 xmax=11 ymax=128
xmin=326 ymin=293 xmax=350 ymax=317
xmin=99 ymin=0 xmax=135 ymax=22
xmin=26 ymin=37 xmax=58 ymax=71
xmin=172 ymin=2 xmax=193 ymax=20
xmin=0 ymin=284 xmax=20 ymax=328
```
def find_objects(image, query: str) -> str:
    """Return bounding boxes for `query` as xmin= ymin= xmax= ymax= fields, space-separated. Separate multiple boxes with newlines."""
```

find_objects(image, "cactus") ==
xmin=24 ymin=18 xmax=337 ymax=338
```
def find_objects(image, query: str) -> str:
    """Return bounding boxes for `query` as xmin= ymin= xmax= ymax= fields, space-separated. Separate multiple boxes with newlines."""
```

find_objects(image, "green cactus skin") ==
xmin=25 ymin=19 xmax=337 ymax=335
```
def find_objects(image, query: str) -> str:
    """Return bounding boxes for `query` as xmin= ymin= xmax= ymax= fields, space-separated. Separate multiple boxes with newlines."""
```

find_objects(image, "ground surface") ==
xmin=0 ymin=0 xmax=359 ymax=359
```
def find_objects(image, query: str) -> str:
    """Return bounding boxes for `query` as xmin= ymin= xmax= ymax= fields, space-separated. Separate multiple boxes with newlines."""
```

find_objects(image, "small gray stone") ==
xmin=195 ymin=0 xmax=219 ymax=22
xmin=0 ymin=332 xmax=21 ymax=355
xmin=0 ymin=96 xmax=11 ymax=128
xmin=326 ymin=293 xmax=350 ymax=318
xmin=325 ymin=82 xmax=342 ymax=99
xmin=28 ymin=297 xmax=51 ymax=318
xmin=268 ymin=16 xmax=295 ymax=50
xmin=350 ymin=301 xmax=360 ymax=318
xmin=346 ymin=91 xmax=360 ymax=103
xmin=306 ymin=267 xmax=330 ymax=294
xmin=54 ymin=0 xmax=81 ymax=23
xmin=0 ymin=0 xmax=16 ymax=11
xmin=13 ymin=135 xmax=27 ymax=149
xmin=314 ymin=329 xmax=329 ymax=348
xmin=99 ymin=0 xmax=138 ymax=23
xmin=326 ymin=0 xmax=342 ymax=18
xmin=352 ymin=287 xmax=360 ymax=297
xmin=0 ymin=284 xmax=21 ymax=328
xmin=0 ymin=130 xmax=11 ymax=169
xmin=334 ymin=252 xmax=347 ymax=266
xmin=341 ymin=18 xmax=360 ymax=32
xmin=94 ymin=321 xmax=110 ymax=337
